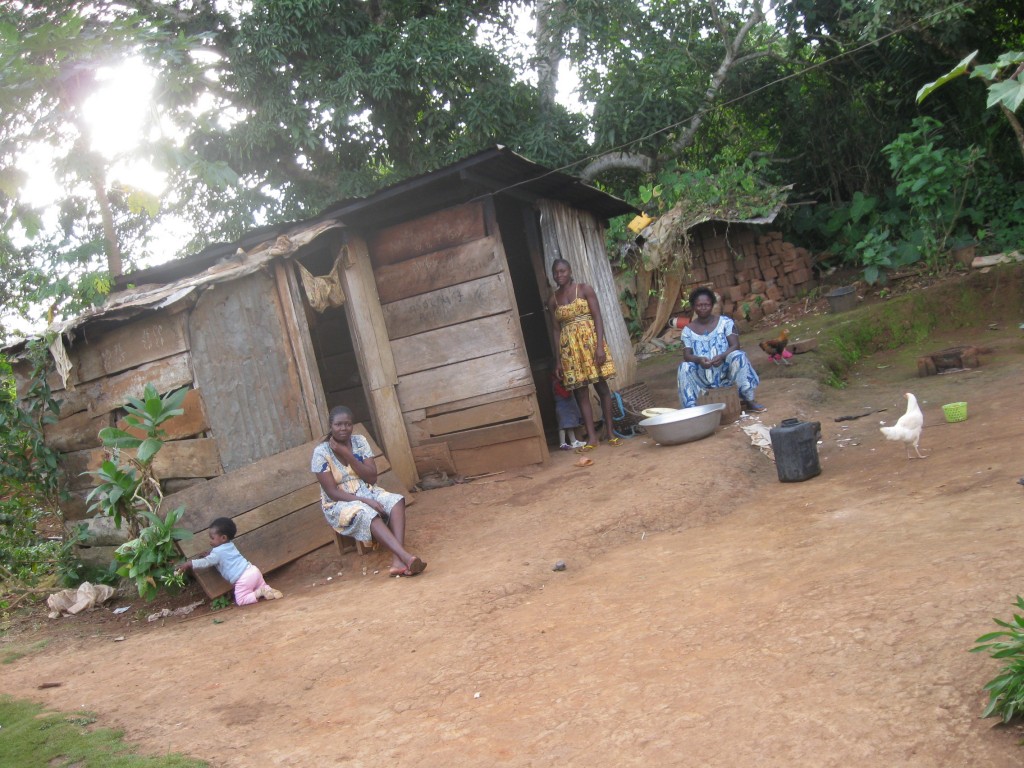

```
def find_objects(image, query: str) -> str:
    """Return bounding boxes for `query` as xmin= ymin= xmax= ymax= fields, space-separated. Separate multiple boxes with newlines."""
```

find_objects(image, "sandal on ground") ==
xmin=575 ymin=444 xmax=596 ymax=454
xmin=607 ymin=437 xmax=623 ymax=446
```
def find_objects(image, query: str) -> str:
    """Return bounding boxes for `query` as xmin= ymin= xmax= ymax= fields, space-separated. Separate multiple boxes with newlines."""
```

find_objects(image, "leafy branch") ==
xmin=917 ymin=50 xmax=1024 ymax=164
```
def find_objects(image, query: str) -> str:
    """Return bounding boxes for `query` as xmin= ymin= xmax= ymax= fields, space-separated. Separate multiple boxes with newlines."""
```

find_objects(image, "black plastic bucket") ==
xmin=769 ymin=418 xmax=822 ymax=482
xmin=825 ymin=285 xmax=857 ymax=313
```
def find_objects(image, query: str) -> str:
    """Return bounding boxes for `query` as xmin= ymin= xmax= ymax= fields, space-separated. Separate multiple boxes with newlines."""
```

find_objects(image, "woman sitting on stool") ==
xmin=312 ymin=405 xmax=426 ymax=577
xmin=677 ymin=286 xmax=766 ymax=413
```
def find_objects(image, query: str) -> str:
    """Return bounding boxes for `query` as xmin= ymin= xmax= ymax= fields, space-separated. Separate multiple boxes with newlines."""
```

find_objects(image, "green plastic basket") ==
xmin=942 ymin=402 xmax=967 ymax=423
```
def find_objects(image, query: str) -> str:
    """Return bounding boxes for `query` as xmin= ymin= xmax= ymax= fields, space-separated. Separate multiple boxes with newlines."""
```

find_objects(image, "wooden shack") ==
xmin=10 ymin=148 xmax=636 ymax=594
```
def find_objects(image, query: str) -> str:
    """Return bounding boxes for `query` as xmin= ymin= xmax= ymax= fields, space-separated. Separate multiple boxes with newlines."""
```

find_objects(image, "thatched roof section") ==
xmin=631 ymin=187 xmax=791 ymax=346
xmin=641 ymin=189 xmax=790 ymax=271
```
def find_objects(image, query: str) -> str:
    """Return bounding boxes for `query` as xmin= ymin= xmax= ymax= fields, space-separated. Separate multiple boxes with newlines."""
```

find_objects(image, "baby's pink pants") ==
xmin=234 ymin=564 xmax=269 ymax=605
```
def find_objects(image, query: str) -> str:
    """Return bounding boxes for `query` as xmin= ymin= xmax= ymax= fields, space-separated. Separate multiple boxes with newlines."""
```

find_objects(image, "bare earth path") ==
xmin=4 ymin=323 xmax=1024 ymax=767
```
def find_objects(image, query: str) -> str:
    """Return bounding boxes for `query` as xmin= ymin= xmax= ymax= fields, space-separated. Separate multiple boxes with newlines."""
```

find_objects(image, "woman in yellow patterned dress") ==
xmin=548 ymin=258 xmax=618 ymax=452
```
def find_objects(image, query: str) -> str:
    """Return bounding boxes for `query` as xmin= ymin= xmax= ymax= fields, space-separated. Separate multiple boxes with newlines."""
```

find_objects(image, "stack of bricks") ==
xmin=680 ymin=226 xmax=816 ymax=323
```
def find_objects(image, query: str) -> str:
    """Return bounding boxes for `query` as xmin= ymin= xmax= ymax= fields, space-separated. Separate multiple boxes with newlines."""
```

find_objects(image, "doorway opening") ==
xmin=294 ymin=232 xmax=376 ymax=442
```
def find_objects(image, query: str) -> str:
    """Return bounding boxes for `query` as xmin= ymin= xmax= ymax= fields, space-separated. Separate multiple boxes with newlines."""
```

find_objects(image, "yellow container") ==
xmin=627 ymin=213 xmax=654 ymax=234
xmin=942 ymin=402 xmax=967 ymax=422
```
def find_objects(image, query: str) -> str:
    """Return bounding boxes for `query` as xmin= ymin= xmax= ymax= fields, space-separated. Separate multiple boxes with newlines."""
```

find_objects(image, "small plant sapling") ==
xmin=113 ymin=506 xmax=192 ymax=602
xmin=87 ymin=383 xmax=194 ymax=600
xmin=86 ymin=384 xmax=188 ymax=536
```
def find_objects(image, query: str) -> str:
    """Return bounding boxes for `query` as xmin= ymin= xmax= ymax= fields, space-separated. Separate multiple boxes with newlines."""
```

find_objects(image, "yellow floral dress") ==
xmin=555 ymin=290 xmax=616 ymax=390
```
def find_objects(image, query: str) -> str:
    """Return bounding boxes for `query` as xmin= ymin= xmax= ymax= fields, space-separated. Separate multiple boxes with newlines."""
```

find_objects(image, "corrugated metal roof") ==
xmin=321 ymin=146 xmax=637 ymax=228
xmin=3 ymin=149 xmax=635 ymax=353
xmin=3 ymin=220 xmax=345 ymax=355
xmin=120 ymin=147 xmax=635 ymax=288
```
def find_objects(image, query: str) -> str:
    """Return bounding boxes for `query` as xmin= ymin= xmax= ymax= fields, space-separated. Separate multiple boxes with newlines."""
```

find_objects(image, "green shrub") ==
xmin=972 ymin=596 xmax=1024 ymax=723
xmin=87 ymin=383 xmax=194 ymax=601
xmin=113 ymin=507 xmax=192 ymax=602
xmin=0 ymin=340 xmax=70 ymax=589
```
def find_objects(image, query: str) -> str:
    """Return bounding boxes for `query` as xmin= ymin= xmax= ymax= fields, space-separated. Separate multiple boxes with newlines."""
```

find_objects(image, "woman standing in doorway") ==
xmin=548 ymin=258 xmax=618 ymax=452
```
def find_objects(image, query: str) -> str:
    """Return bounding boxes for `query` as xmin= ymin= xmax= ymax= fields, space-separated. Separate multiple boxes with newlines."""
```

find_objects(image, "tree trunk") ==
xmin=534 ymin=0 xmax=566 ymax=113
xmin=671 ymin=1 xmax=765 ymax=154
xmin=91 ymin=175 xmax=123 ymax=278
xmin=999 ymin=104 xmax=1024 ymax=165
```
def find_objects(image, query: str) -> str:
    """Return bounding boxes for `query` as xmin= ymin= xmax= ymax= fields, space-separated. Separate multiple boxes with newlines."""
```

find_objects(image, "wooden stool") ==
xmin=696 ymin=385 xmax=742 ymax=424
xmin=334 ymin=532 xmax=378 ymax=559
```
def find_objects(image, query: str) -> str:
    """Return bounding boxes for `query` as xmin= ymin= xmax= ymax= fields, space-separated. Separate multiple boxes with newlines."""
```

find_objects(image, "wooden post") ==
xmin=274 ymin=260 xmax=330 ymax=439
xmin=337 ymin=237 xmax=419 ymax=489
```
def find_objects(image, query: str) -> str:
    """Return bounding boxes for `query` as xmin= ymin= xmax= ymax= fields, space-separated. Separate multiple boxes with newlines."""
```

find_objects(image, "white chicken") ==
xmin=880 ymin=392 xmax=926 ymax=459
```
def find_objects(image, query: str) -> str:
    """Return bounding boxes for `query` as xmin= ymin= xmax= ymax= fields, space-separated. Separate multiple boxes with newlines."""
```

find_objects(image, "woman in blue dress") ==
xmin=677 ymin=287 xmax=766 ymax=413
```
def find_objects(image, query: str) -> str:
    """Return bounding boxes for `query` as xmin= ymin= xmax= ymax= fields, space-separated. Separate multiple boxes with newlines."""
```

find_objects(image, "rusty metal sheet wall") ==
xmin=189 ymin=271 xmax=311 ymax=471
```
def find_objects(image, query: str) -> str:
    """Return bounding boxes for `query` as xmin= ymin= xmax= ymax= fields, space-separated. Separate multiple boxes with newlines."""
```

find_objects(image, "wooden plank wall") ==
xmin=38 ymin=310 xmax=222 ymax=522
xmin=368 ymin=201 xmax=547 ymax=476
xmin=24 ymin=254 xmax=382 ymax=585
xmin=44 ymin=271 xmax=317 ymax=534
xmin=165 ymin=424 xmax=409 ymax=598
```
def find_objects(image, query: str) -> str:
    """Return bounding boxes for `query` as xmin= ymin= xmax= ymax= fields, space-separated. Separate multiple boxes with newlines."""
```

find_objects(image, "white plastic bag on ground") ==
xmin=47 ymin=582 xmax=116 ymax=619
xmin=741 ymin=421 xmax=775 ymax=461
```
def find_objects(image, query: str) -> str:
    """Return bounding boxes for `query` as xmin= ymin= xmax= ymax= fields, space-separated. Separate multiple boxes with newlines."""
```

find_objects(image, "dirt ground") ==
xmin=4 ymin=284 xmax=1024 ymax=767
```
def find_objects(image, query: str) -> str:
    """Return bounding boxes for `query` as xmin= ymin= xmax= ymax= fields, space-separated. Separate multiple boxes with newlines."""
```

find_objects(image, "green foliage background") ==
xmin=2 ymin=0 xmax=1023 ymax=339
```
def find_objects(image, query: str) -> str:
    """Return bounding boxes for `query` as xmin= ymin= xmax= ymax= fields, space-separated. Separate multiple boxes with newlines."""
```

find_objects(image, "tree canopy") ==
xmin=2 ymin=0 xmax=1023 ymax=339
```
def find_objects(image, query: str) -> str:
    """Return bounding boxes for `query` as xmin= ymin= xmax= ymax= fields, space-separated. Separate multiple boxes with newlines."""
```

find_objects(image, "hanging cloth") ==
xmin=297 ymin=251 xmax=346 ymax=313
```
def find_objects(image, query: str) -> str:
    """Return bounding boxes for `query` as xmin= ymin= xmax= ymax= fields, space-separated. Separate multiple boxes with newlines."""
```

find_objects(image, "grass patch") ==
xmin=0 ymin=695 xmax=207 ymax=767
xmin=816 ymin=266 xmax=1023 ymax=386
xmin=1 ymin=639 xmax=48 ymax=665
